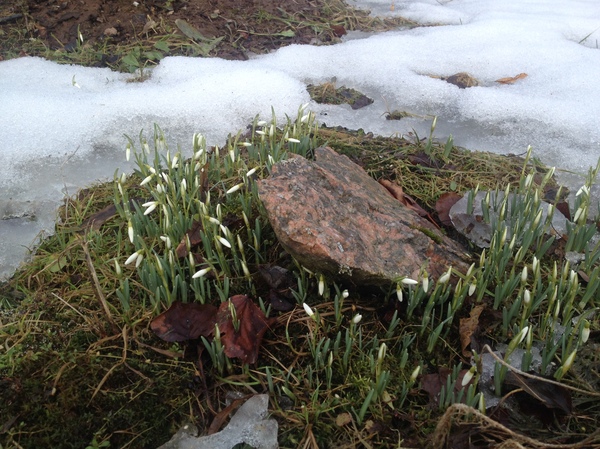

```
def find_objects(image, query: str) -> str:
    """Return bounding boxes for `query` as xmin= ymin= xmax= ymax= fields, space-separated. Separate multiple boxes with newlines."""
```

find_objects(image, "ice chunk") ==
xmin=158 ymin=394 xmax=278 ymax=449
xmin=449 ymin=191 xmax=568 ymax=248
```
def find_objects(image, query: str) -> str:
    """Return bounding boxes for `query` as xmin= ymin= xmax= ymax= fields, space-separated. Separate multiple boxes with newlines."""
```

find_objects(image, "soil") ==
xmin=1 ymin=0 xmax=364 ymax=65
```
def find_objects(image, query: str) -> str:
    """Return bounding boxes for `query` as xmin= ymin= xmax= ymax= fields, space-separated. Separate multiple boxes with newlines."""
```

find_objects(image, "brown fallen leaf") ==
xmin=217 ymin=295 xmax=274 ymax=364
xmin=151 ymin=301 xmax=218 ymax=342
xmin=207 ymin=396 xmax=246 ymax=435
xmin=175 ymin=219 xmax=204 ymax=259
xmin=495 ymin=73 xmax=528 ymax=84
xmin=422 ymin=368 xmax=472 ymax=408
xmin=379 ymin=179 xmax=440 ymax=229
xmin=459 ymin=305 xmax=484 ymax=357
xmin=435 ymin=192 xmax=463 ymax=227
xmin=504 ymin=371 xmax=572 ymax=414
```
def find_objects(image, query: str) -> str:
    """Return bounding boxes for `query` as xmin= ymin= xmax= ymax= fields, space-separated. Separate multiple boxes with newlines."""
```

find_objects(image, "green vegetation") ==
xmin=1 ymin=107 xmax=599 ymax=448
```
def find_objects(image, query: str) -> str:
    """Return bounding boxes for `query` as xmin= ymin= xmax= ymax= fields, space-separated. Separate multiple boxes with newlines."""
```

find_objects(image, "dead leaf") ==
xmin=379 ymin=179 xmax=440 ymax=229
xmin=504 ymin=371 xmax=572 ymax=414
xmin=175 ymin=18 xmax=209 ymax=41
xmin=422 ymin=368 xmax=472 ymax=407
xmin=435 ymin=192 xmax=463 ymax=227
xmin=330 ymin=24 xmax=346 ymax=37
xmin=335 ymin=412 xmax=353 ymax=427
xmin=175 ymin=219 xmax=204 ymax=259
xmin=495 ymin=73 xmax=528 ymax=84
xmin=459 ymin=305 xmax=484 ymax=357
xmin=207 ymin=397 xmax=246 ymax=435
xmin=151 ymin=301 xmax=218 ymax=342
xmin=217 ymin=295 xmax=273 ymax=364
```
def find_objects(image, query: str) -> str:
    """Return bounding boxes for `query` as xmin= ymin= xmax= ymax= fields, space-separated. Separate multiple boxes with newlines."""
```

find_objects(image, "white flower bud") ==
xmin=352 ymin=313 xmax=362 ymax=324
xmin=401 ymin=278 xmax=418 ymax=286
xmin=226 ymin=183 xmax=243 ymax=194
xmin=192 ymin=267 xmax=212 ymax=279
xmin=217 ymin=236 xmax=231 ymax=248
xmin=461 ymin=366 xmax=476 ymax=387
xmin=468 ymin=282 xmax=477 ymax=296
xmin=303 ymin=302 xmax=314 ymax=317
xmin=523 ymin=289 xmax=531 ymax=306
xmin=410 ymin=365 xmax=421 ymax=382
xmin=582 ymin=320 xmax=590 ymax=344
xmin=318 ymin=274 xmax=325 ymax=296
xmin=142 ymin=201 xmax=158 ymax=215
xmin=128 ymin=221 xmax=135 ymax=244
xmin=125 ymin=250 xmax=141 ymax=265
xmin=438 ymin=267 xmax=452 ymax=285
xmin=140 ymin=175 xmax=153 ymax=186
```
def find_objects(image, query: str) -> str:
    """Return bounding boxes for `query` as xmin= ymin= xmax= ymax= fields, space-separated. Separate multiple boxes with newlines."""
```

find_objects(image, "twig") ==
xmin=81 ymin=236 xmax=119 ymax=334
xmin=482 ymin=344 xmax=600 ymax=397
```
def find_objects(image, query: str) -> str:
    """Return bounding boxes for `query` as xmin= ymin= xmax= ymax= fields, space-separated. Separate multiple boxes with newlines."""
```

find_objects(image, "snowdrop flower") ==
xmin=582 ymin=320 xmax=590 ymax=344
xmin=217 ymin=236 xmax=231 ymax=248
xmin=576 ymin=185 xmax=590 ymax=196
xmin=523 ymin=289 xmax=531 ymax=306
xmin=521 ymin=266 xmax=528 ymax=284
xmin=192 ymin=267 xmax=212 ymax=279
xmin=226 ymin=183 xmax=243 ymax=194
xmin=461 ymin=366 xmax=477 ymax=387
xmin=246 ymin=167 xmax=257 ymax=178
xmin=468 ymin=282 xmax=477 ymax=297
xmin=422 ymin=275 xmax=429 ymax=293
xmin=241 ymin=260 xmax=251 ymax=277
xmin=171 ymin=155 xmax=179 ymax=169
xmin=300 ymin=113 xmax=310 ymax=123
xmin=562 ymin=349 xmax=577 ymax=372
xmin=180 ymin=178 xmax=187 ymax=192
xmin=208 ymin=216 xmax=221 ymax=225
xmin=142 ymin=201 xmax=158 ymax=215
xmin=438 ymin=267 xmax=452 ymax=285
xmin=318 ymin=274 xmax=325 ymax=296
xmin=127 ymin=221 xmax=134 ymax=243
xmin=135 ymin=252 xmax=144 ymax=267
xmin=396 ymin=285 xmax=403 ymax=302
xmin=377 ymin=343 xmax=387 ymax=362
xmin=114 ymin=260 xmax=122 ymax=276
xmin=140 ymin=174 xmax=153 ymax=186
xmin=125 ymin=144 xmax=131 ymax=161
xmin=303 ymin=302 xmax=314 ymax=317
xmin=466 ymin=263 xmax=475 ymax=277
xmin=401 ymin=277 xmax=418 ymax=286
xmin=352 ymin=313 xmax=362 ymax=324
xmin=410 ymin=365 xmax=421 ymax=382
xmin=125 ymin=250 xmax=142 ymax=266
xmin=257 ymin=120 xmax=267 ymax=127
xmin=159 ymin=235 xmax=172 ymax=249
xmin=255 ymin=130 xmax=266 ymax=136
xmin=342 ymin=289 xmax=349 ymax=299
xmin=287 ymin=137 xmax=301 ymax=143
xmin=573 ymin=206 xmax=585 ymax=223
xmin=240 ymin=141 xmax=252 ymax=147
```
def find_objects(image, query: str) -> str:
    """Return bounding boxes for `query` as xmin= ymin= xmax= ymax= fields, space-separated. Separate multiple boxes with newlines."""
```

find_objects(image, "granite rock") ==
xmin=258 ymin=147 xmax=470 ymax=285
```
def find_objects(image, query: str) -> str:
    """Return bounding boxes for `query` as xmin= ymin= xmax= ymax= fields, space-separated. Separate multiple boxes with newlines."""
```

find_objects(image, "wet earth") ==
xmin=1 ymin=0 xmax=355 ymax=65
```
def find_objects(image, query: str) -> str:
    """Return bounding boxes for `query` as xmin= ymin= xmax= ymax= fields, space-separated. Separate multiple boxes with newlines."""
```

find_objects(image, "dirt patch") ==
xmin=1 ymin=0 xmax=412 ymax=68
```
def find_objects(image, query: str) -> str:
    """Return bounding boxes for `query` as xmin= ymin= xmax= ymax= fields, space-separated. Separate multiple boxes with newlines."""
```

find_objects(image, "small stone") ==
xmin=103 ymin=27 xmax=118 ymax=36
xmin=445 ymin=72 xmax=479 ymax=88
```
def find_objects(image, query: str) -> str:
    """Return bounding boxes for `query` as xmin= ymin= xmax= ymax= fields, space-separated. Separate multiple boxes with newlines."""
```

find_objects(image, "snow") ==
xmin=1 ymin=0 xmax=600 ymax=279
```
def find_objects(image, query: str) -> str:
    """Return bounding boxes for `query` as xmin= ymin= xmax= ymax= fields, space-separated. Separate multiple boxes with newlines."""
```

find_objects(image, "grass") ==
xmin=1 ymin=107 xmax=600 ymax=448
xmin=1 ymin=1 xmax=599 ymax=447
